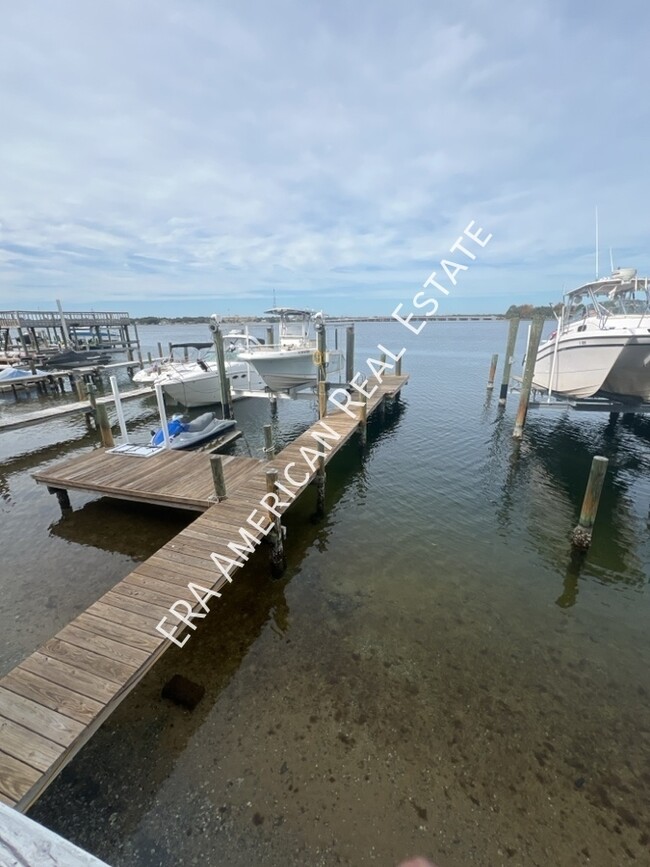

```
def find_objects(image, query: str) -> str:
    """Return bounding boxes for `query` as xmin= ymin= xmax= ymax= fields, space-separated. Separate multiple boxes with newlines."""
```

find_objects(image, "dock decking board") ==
xmin=0 ymin=375 xmax=407 ymax=811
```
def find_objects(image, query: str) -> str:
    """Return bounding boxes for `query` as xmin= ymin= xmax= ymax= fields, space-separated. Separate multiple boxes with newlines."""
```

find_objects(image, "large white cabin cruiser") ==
xmin=238 ymin=308 xmax=344 ymax=391
xmin=136 ymin=333 xmax=266 ymax=407
xmin=532 ymin=268 xmax=650 ymax=401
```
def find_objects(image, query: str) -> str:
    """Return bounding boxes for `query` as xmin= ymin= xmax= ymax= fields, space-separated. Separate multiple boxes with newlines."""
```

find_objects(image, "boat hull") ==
xmin=533 ymin=333 xmax=629 ymax=398
xmin=600 ymin=336 xmax=650 ymax=400
xmin=159 ymin=363 xmax=265 ymax=407
xmin=240 ymin=349 xmax=344 ymax=391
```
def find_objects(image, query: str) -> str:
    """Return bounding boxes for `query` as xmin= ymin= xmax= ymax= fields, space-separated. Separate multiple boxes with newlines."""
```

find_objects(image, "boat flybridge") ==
xmin=238 ymin=308 xmax=345 ymax=391
xmin=532 ymin=268 xmax=650 ymax=401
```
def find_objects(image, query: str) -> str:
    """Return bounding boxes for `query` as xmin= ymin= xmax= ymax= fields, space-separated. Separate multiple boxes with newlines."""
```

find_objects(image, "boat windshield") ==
xmin=564 ymin=275 xmax=650 ymax=325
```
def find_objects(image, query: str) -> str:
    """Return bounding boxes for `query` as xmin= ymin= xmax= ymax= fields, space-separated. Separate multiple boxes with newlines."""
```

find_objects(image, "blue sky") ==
xmin=1 ymin=0 xmax=649 ymax=316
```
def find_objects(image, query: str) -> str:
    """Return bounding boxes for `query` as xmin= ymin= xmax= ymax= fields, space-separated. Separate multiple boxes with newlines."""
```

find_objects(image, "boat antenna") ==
xmin=609 ymin=247 xmax=615 ymax=273
xmin=273 ymin=288 xmax=277 ymax=308
xmin=595 ymin=206 xmax=599 ymax=279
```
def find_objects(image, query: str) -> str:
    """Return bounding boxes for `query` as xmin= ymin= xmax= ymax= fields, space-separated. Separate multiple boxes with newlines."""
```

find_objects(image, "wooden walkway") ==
xmin=0 ymin=387 xmax=152 ymax=433
xmin=0 ymin=375 xmax=407 ymax=811
xmin=33 ymin=449 xmax=261 ymax=511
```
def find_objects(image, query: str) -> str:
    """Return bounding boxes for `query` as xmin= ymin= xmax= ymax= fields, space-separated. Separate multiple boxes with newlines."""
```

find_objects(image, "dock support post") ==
xmin=499 ymin=317 xmax=520 ymax=406
xmin=269 ymin=393 xmax=278 ymax=416
xmin=395 ymin=354 xmax=403 ymax=377
xmin=210 ymin=455 xmax=227 ymax=500
xmin=318 ymin=381 xmax=327 ymax=419
xmin=358 ymin=392 xmax=368 ymax=448
xmin=571 ymin=456 xmax=609 ymax=549
xmin=157 ymin=342 xmax=164 ymax=360
xmin=110 ymin=375 xmax=128 ymax=443
xmin=265 ymin=469 xmax=286 ymax=578
xmin=73 ymin=375 xmax=85 ymax=403
xmin=147 ymin=351 xmax=153 ymax=364
xmin=487 ymin=353 xmax=499 ymax=389
xmin=47 ymin=486 xmax=71 ymax=512
xmin=345 ymin=325 xmax=355 ymax=385
xmin=210 ymin=319 xmax=233 ymax=419
xmin=154 ymin=381 xmax=172 ymax=449
xmin=95 ymin=404 xmax=115 ymax=448
xmin=513 ymin=316 xmax=544 ymax=439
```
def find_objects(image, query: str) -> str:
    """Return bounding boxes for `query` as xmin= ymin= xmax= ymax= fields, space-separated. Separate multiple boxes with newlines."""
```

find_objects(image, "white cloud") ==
xmin=1 ymin=0 xmax=650 ymax=313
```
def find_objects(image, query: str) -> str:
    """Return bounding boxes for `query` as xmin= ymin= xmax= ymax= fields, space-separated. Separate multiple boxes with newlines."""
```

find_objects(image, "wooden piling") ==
xmin=318 ymin=381 xmax=327 ymax=418
xmin=147 ymin=351 xmax=153 ymax=364
xmin=95 ymin=404 xmax=115 ymax=448
xmin=265 ymin=469 xmax=286 ymax=578
xmin=210 ymin=455 xmax=227 ymax=500
xmin=571 ymin=456 xmax=609 ymax=549
xmin=47 ymin=486 xmax=71 ymax=511
xmin=157 ymin=342 xmax=164 ymax=359
xmin=263 ymin=423 xmax=274 ymax=458
xmin=487 ymin=353 xmax=499 ymax=389
xmin=513 ymin=316 xmax=544 ymax=439
xmin=211 ymin=321 xmax=233 ymax=419
xmin=395 ymin=354 xmax=403 ymax=376
xmin=345 ymin=325 xmax=355 ymax=384
xmin=499 ymin=317 xmax=520 ymax=406
xmin=73 ymin=376 xmax=85 ymax=403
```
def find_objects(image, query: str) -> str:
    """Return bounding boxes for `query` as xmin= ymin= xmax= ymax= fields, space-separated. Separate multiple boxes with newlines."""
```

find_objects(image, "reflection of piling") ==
xmin=345 ymin=326 xmax=355 ymax=384
xmin=314 ymin=452 xmax=326 ymax=517
xmin=358 ymin=392 xmax=368 ymax=448
xmin=96 ymin=404 xmax=114 ymax=448
xmin=263 ymin=424 xmax=275 ymax=458
xmin=512 ymin=316 xmax=544 ymax=438
xmin=571 ymin=456 xmax=609 ymax=549
xmin=487 ymin=353 xmax=498 ymax=389
xmin=265 ymin=469 xmax=286 ymax=578
xmin=210 ymin=455 xmax=227 ymax=500
xmin=499 ymin=318 xmax=520 ymax=406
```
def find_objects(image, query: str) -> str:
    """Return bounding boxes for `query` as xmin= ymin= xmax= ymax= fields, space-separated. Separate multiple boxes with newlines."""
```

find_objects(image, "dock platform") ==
xmin=0 ymin=387 xmax=153 ymax=433
xmin=0 ymin=375 xmax=407 ymax=811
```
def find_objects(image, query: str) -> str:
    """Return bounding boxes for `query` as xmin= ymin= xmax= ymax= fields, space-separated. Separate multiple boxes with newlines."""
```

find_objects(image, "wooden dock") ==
xmin=0 ymin=387 xmax=152 ymax=433
xmin=0 ymin=375 xmax=407 ymax=811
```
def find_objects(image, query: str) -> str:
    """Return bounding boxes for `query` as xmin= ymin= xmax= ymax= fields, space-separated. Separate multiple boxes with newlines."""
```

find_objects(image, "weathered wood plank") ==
xmin=0 ymin=751 xmax=41 ymax=804
xmin=18 ymin=653 xmax=116 ymax=705
xmin=0 ymin=717 xmax=64 ymax=773
xmin=0 ymin=668 xmax=103 ymax=726
xmin=0 ymin=688 xmax=84 ymax=747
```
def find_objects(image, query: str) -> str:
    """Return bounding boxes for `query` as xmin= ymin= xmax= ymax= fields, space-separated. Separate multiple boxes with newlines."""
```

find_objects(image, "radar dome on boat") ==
xmin=612 ymin=267 xmax=636 ymax=281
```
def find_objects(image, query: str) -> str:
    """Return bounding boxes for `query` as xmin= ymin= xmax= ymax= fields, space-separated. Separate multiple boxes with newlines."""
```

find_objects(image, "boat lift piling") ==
xmin=210 ymin=318 xmax=233 ymax=420
xmin=210 ymin=455 xmax=227 ymax=500
xmin=571 ymin=456 xmax=609 ymax=549
xmin=263 ymin=423 xmax=275 ymax=458
xmin=345 ymin=325 xmax=355 ymax=386
xmin=487 ymin=353 xmax=499 ymax=389
xmin=316 ymin=320 xmax=327 ymax=418
xmin=512 ymin=316 xmax=545 ymax=439
xmin=95 ymin=404 xmax=114 ymax=448
xmin=499 ymin=317 xmax=520 ymax=406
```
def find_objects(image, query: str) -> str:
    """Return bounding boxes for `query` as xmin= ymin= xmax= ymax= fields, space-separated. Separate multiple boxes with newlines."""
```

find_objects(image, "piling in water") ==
xmin=211 ymin=321 xmax=232 ymax=419
xmin=358 ymin=392 xmax=368 ymax=448
xmin=487 ymin=353 xmax=499 ymax=389
xmin=314 ymin=452 xmax=326 ymax=517
xmin=571 ymin=456 xmax=609 ymax=549
xmin=499 ymin=318 xmax=520 ymax=406
xmin=512 ymin=316 xmax=544 ymax=439
xmin=95 ymin=404 xmax=114 ymax=448
xmin=263 ymin=423 xmax=275 ymax=458
xmin=345 ymin=326 xmax=355 ymax=384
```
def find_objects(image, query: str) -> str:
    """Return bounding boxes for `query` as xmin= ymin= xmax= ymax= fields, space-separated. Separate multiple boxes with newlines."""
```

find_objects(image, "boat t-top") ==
xmin=238 ymin=308 xmax=344 ymax=391
xmin=533 ymin=268 xmax=650 ymax=401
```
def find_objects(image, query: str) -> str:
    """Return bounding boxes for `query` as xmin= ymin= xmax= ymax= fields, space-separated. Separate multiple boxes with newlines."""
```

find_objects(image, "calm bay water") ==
xmin=1 ymin=321 xmax=648 ymax=866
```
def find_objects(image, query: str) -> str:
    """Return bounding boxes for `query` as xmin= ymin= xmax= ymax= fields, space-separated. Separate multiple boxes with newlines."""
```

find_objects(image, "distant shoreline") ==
xmin=133 ymin=314 xmax=510 ymax=325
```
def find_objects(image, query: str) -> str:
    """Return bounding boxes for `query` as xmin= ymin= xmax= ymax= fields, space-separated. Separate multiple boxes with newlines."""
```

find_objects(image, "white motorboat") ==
xmin=238 ymin=308 xmax=344 ymax=391
xmin=146 ymin=333 xmax=267 ymax=408
xmin=533 ymin=268 xmax=650 ymax=401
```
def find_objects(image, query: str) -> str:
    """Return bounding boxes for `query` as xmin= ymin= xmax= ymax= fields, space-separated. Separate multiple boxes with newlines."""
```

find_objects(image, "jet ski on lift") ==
xmin=150 ymin=412 xmax=236 ymax=450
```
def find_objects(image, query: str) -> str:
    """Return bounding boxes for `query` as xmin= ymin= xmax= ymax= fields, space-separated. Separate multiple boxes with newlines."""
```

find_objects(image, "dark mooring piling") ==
xmin=487 ymin=353 xmax=499 ymax=389
xmin=499 ymin=317 xmax=520 ymax=406
xmin=571 ymin=455 xmax=609 ymax=549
